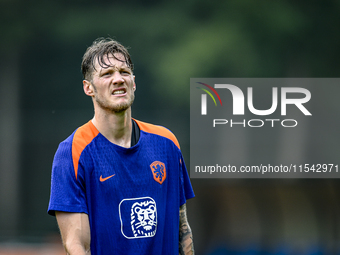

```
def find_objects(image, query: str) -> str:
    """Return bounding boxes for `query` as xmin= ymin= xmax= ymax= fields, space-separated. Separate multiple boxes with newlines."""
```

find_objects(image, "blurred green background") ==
xmin=1 ymin=0 xmax=340 ymax=254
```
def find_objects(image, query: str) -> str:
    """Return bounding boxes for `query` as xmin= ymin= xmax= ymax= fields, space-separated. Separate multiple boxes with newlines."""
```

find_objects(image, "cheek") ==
xmin=91 ymin=84 xmax=97 ymax=93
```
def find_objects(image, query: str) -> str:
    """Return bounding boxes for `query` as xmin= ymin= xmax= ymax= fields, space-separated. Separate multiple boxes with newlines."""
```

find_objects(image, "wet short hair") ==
xmin=81 ymin=37 xmax=133 ymax=80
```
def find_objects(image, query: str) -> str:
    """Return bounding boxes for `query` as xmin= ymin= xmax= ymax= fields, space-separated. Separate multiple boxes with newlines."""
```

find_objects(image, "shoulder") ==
xmin=133 ymin=119 xmax=180 ymax=150
xmin=57 ymin=121 xmax=99 ymax=148
xmin=72 ymin=121 xmax=100 ymax=149
xmin=71 ymin=121 xmax=100 ymax=178
xmin=54 ymin=121 xmax=100 ymax=179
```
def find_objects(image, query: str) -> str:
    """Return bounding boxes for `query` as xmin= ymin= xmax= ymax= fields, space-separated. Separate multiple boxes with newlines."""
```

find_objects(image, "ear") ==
xmin=83 ymin=80 xmax=94 ymax=96
xmin=133 ymin=76 xmax=136 ymax=91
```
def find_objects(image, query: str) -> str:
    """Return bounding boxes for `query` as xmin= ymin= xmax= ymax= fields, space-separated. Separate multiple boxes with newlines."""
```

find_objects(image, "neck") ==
xmin=92 ymin=107 xmax=132 ymax=148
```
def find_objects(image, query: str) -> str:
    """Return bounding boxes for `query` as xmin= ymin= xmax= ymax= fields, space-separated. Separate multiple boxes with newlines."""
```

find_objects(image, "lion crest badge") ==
xmin=119 ymin=197 xmax=157 ymax=239
xmin=150 ymin=161 xmax=166 ymax=184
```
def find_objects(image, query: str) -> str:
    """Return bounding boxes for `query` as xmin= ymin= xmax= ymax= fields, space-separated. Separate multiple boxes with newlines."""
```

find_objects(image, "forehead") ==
xmin=93 ymin=53 xmax=129 ymax=71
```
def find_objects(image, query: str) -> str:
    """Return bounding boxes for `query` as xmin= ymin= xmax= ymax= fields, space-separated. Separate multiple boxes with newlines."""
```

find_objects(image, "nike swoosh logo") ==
xmin=100 ymin=174 xmax=115 ymax=182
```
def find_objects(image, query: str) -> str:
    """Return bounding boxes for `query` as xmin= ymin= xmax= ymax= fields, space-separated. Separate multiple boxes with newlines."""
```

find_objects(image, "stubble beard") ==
xmin=94 ymin=88 xmax=135 ymax=113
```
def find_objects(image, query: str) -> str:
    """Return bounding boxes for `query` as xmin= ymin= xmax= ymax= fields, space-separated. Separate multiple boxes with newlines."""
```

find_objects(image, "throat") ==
xmin=91 ymin=113 xmax=134 ymax=148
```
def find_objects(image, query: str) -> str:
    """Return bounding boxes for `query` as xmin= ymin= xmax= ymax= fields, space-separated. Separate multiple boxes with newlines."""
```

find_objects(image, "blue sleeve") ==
xmin=47 ymin=135 xmax=88 ymax=216
xmin=179 ymin=153 xmax=195 ymax=206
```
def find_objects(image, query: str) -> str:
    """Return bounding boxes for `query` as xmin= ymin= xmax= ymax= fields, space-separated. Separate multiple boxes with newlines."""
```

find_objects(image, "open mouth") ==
xmin=112 ymin=88 xmax=127 ymax=95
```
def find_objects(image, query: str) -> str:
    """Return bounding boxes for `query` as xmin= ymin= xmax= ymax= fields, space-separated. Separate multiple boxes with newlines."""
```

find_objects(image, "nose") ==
xmin=143 ymin=211 xmax=150 ymax=220
xmin=112 ymin=72 xmax=124 ymax=85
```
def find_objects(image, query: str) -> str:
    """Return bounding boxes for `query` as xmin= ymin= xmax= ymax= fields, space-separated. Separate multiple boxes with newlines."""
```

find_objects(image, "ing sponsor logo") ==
xmin=119 ymin=197 xmax=157 ymax=239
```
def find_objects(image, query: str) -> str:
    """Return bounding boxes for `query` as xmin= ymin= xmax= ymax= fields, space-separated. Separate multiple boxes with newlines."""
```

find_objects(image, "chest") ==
xmin=81 ymin=141 xmax=178 ymax=199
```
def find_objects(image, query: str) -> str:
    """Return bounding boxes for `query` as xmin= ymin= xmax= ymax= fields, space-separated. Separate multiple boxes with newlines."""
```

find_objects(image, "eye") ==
xmin=121 ymin=70 xmax=131 ymax=75
xmin=102 ymin=71 xmax=112 ymax=76
xmin=100 ymin=69 xmax=113 ymax=77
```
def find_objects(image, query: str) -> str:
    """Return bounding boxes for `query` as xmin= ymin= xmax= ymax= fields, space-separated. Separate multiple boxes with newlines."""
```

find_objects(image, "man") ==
xmin=48 ymin=38 xmax=195 ymax=255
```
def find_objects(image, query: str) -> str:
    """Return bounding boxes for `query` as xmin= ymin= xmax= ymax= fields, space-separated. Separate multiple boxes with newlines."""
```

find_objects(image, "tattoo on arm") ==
xmin=179 ymin=204 xmax=194 ymax=255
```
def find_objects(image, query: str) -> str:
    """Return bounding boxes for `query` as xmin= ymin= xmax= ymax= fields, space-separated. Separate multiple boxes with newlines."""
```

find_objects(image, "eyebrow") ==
xmin=98 ymin=65 xmax=132 ymax=76
xmin=100 ymin=65 xmax=131 ymax=71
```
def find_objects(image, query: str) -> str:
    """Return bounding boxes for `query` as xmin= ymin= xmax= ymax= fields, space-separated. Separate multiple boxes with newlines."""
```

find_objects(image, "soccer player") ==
xmin=48 ymin=38 xmax=195 ymax=255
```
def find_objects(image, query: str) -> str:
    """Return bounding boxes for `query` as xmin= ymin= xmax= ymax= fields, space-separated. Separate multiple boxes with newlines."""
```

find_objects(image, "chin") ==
xmin=95 ymin=94 xmax=134 ymax=113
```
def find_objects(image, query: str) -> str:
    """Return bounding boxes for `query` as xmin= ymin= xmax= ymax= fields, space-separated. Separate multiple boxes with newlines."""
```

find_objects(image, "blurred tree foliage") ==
xmin=2 ymin=0 xmax=340 ymax=103
xmin=1 ymin=0 xmax=340 ymax=247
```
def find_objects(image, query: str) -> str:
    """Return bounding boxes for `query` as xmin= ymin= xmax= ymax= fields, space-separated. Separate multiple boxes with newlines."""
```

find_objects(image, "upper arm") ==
xmin=56 ymin=211 xmax=91 ymax=255
xmin=48 ymin=139 xmax=88 ymax=216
